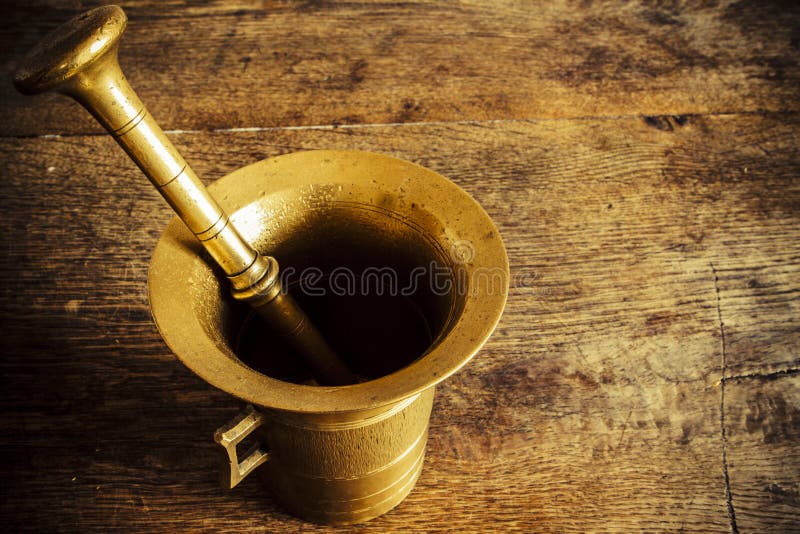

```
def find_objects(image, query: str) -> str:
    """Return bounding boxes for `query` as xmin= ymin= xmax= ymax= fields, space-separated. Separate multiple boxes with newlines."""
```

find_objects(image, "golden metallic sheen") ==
xmin=13 ymin=5 xmax=354 ymax=387
xmin=15 ymin=4 xmax=509 ymax=525
xmin=151 ymin=149 xmax=508 ymax=524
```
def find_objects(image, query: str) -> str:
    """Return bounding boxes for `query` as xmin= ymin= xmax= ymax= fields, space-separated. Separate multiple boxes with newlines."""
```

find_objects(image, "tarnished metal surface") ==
xmin=150 ymin=149 xmax=508 ymax=523
xmin=13 ymin=4 xmax=509 ymax=525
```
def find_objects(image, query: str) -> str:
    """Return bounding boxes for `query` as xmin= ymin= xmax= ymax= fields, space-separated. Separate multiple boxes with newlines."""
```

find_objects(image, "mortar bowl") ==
xmin=148 ymin=150 xmax=508 ymax=524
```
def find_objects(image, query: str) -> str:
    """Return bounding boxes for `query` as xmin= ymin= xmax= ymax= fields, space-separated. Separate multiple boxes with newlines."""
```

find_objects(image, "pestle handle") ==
xmin=14 ymin=5 xmax=257 ymax=282
xmin=14 ymin=5 xmax=356 ymax=386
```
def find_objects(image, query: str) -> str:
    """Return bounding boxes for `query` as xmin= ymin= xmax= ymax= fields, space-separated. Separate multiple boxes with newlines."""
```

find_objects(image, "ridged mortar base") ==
xmin=259 ymin=434 xmax=426 ymax=525
xmin=254 ymin=387 xmax=434 ymax=525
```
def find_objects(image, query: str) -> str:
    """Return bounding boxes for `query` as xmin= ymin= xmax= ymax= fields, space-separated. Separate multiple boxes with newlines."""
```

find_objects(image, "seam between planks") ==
xmin=711 ymin=261 xmax=740 ymax=534
xmin=3 ymin=109 xmax=799 ymax=140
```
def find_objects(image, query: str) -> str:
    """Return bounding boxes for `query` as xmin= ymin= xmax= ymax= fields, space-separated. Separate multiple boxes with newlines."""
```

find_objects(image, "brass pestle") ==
xmin=13 ymin=5 xmax=356 ymax=386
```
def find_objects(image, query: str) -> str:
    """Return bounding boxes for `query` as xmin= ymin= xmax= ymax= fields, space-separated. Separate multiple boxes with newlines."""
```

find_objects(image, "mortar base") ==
xmin=259 ymin=434 xmax=427 ymax=525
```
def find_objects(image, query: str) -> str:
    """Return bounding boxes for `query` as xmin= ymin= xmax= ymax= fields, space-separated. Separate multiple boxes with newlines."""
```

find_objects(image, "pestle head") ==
xmin=14 ymin=5 xmax=126 ymax=95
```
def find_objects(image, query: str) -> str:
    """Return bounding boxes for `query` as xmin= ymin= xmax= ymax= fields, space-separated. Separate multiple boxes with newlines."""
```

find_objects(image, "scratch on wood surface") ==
xmin=711 ymin=261 xmax=740 ymax=534
xmin=611 ymin=409 xmax=634 ymax=461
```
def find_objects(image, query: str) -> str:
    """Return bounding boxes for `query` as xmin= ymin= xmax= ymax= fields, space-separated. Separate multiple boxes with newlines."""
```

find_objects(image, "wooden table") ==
xmin=1 ymin=2 xmax=798 ymax=531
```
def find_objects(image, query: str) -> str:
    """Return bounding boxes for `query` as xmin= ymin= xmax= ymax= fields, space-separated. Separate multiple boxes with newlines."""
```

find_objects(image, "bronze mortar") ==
xmin=149 ymin=149 xmax=508 ymax=523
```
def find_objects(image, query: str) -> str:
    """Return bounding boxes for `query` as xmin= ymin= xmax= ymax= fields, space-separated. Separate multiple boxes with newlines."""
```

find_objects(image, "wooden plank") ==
xmin=2 ymin=0 xmax=799 ymax=136
xmin=725 ymin=374 xmax=800 ymax=533
xmin=2 ymin=112 xmax=797 ymax=530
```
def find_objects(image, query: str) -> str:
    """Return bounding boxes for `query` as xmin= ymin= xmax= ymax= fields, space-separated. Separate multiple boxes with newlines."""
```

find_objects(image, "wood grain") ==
xmin=2 ymin=109 xmax=798 ymax=530
xmin=2 ymin=0 xmax=799 ymax=531
xmin=1 ymin=0 xmax=799 ymax=135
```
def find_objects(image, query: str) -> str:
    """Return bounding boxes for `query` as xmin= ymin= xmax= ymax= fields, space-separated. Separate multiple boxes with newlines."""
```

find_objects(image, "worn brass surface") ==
xmin=14 ymin=4 xmax=509 ymax=525
xmin=13 ymin=5 xmax=353 ymax=387
xmin=150 ymin=149 xmax=508 ymax=413
xmin=149 ymin=150 xmax=509 ymax=523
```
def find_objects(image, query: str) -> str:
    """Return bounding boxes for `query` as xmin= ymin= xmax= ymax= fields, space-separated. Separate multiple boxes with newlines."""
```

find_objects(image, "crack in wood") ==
xmin=723 ymin=368 xmax=800 ymax=383
xmin=711 ymin=261 xmax=740 ymax=534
